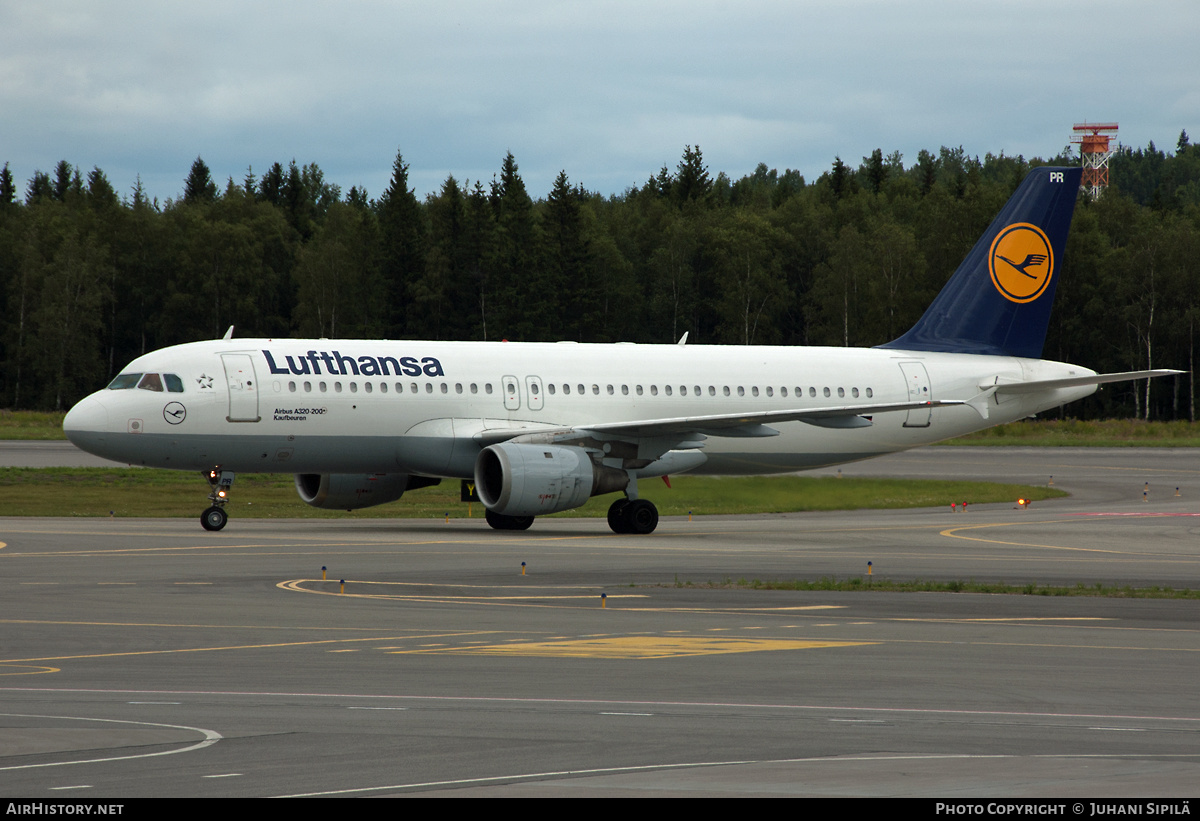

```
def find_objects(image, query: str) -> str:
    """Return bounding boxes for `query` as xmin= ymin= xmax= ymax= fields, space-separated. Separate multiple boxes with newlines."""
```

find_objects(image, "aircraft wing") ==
xmin=471 ymin=398 xmax=964 ymax=447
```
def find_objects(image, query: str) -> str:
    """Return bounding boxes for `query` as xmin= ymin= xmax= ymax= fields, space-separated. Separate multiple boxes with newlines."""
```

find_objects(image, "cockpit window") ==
xmin=107 ymin=373 xmax=142 ymax=390
xmin=164 ymin=373 xmax=184 ymax=393
xmin=137 ymin=373 xmax=164 ymax=392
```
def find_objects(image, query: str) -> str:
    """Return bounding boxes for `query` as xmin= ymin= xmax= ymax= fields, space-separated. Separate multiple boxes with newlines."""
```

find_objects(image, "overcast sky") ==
xmin=3 ymin=1 xmax=1197 ymax=205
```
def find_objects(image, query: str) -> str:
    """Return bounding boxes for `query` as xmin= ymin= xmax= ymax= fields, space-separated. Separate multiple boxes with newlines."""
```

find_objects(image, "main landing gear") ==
xmin=607 ymin=497 xmax=659 ymax=535
xmin=200 ymin=468 xmax=234 ymax=531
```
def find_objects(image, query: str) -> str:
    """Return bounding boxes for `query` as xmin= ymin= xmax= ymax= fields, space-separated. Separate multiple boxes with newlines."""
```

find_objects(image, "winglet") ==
xmin=677 ymin=332 xmax=688 ymax=346
xmin=222 ymin=326 xmax=235 ymax=340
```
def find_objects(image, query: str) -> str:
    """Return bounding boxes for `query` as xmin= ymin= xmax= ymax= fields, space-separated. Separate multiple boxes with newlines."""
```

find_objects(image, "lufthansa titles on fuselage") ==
xmin=263 ymin=350 xmax=445 ymax=378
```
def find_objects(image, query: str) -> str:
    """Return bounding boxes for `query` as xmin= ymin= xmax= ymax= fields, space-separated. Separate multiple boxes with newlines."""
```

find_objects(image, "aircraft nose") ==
xmin=63 ymin=394 xmax=110 ymax=445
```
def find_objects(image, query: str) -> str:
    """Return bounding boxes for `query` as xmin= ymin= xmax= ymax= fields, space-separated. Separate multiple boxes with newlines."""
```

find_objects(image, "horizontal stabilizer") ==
xmin=992 ymin=369 xmax=1183 ymax=395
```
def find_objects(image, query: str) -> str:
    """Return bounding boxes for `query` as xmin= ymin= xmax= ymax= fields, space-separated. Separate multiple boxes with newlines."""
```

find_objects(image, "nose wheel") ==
xmin=201 ymin=505 xmax=228 ymax=531
xmin=201 ymin=468 xmax=235 ymax=531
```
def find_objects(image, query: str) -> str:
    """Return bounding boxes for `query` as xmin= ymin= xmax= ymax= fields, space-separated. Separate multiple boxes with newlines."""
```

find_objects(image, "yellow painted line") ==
xmin=927 ymin=617 xmax=1111 ymax=622
xmin=0 ymin=631 xmax=501 ymax=665
xmin=278 ymin=581 xmax=850 ymax=612
xmin=277 ymin=579 xmax=636 ymax=604
xmin=0 ymin=618 xmax=426 ymax=631
xmin=763 ymin=606 xmax=844 ymax=611
xmin=393 ymin=636 xmax=875 ymax=659
xmin=0 ymin=665 xmax=61 ymax=676
xmin=940 ymin=521 xmax=1168 ymax=555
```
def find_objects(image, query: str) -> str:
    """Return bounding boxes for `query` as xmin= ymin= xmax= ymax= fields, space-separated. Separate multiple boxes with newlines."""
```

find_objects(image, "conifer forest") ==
xmin=2 ymin=135 xmax=1198 ymax=418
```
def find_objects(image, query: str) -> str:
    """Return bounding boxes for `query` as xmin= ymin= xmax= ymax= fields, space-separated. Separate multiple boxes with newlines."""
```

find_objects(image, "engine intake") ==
xmin=474 ymin=443 xmax=627 ymax=517
xmin=294 ymin=473 xmax=440 ymax=511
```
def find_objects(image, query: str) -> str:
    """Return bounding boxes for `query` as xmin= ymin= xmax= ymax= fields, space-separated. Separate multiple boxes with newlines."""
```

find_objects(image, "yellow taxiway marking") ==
xmin=394 ymin=636 xmax=874 ymax=659
xmin=278 ymin=580 xmax=851 ymax=613
xmin=939 ymin=520 xmax=1185 ymax=555
xmin=276 ymin=579 xmax=642 ymax=603
xmin=0 ymin=631 xmax=501 ymax=666
xmin=0 ymin=665 xmax=61 ymax=676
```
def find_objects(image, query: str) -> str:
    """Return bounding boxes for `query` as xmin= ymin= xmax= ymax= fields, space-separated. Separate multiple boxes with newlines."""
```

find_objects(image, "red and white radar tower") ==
xmin=1071 ymin=122 xmax=1118 ymax=198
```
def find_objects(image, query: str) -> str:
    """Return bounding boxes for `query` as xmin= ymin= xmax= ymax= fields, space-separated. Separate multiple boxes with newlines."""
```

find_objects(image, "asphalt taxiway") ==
xmin=1 ymin=445 xmax=1198 ymax=796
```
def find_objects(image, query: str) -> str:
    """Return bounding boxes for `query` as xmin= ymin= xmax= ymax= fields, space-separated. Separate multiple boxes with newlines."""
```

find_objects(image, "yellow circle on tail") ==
xmin=989 ymin=223 xmax=1053 ymax=303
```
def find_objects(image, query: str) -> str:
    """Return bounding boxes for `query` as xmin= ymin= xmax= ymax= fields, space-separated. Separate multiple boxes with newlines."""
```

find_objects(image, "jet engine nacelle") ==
xmin=474 ymin=443 xmax=626 ymax=517
xmin=294 ymin=473 xmax=440 ymax=511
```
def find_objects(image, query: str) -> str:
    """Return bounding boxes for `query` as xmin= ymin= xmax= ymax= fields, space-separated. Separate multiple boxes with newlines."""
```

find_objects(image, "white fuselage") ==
xmin=63 ymin=338 xmax=1097 ymax=477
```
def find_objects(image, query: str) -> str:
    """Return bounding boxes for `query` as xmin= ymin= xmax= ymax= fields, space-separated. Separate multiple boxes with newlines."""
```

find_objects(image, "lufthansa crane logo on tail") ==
xmin=989 ymin=223 xmax=1054 ymax=303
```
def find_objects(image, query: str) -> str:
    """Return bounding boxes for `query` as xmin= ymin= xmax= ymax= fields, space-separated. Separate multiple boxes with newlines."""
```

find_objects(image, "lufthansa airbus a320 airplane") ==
xmin=64 ymin=166 xmax=1175 ymax=534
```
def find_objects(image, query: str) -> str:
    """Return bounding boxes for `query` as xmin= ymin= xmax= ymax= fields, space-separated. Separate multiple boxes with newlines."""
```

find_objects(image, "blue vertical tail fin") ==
xmin=879 ymin=166 xmax=1082 ymax=359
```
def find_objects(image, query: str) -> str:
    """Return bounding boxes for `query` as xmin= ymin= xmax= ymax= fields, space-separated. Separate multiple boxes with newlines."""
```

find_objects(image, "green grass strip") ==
xmin=666 ymin=576 xmax=1199 ymax=599
xmin=943 ymin=418 xmax=1200 ymax=446
xmin=0 ymin=468 xmax=1064 ymax=519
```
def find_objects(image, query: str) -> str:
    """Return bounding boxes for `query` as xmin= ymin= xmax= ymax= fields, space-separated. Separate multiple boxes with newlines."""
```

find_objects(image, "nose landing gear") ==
xmin=201 ymin=468 xmax=235 ymax=531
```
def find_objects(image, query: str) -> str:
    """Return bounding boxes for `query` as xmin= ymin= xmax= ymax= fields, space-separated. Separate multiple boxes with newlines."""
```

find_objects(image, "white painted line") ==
xmin=0 ymin=713 xmax=221 ymax=771
xmin=277 ymin=752 xmax=1200 ymax=798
